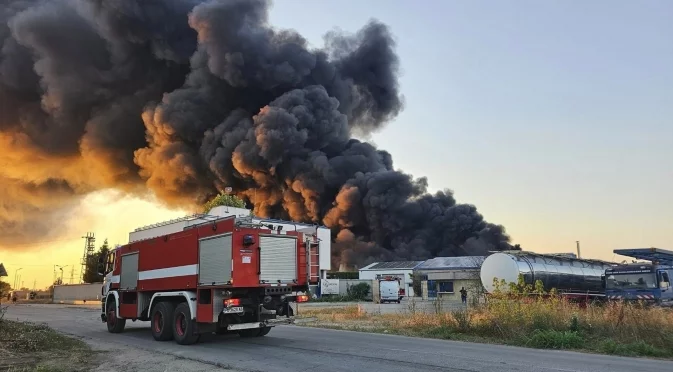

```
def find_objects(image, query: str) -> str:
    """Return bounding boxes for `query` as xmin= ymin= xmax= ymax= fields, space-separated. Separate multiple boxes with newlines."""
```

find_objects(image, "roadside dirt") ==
xmin=90 ymin=338 xmax=237 ymax=372
xmin=86 ymin=336 xmax=240 ymax=372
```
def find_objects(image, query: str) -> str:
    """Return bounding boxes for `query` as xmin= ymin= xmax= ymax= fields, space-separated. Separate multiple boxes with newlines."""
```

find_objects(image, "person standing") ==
xmin=460 ymin=287 xmax=467 ymax=304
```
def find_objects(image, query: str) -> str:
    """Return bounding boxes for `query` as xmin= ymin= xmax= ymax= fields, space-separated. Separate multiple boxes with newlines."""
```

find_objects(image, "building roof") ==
xmin=416 ymin=256 xmax=486 ymax=270
xmin=359 ymin=261 xmax=425 ymax=271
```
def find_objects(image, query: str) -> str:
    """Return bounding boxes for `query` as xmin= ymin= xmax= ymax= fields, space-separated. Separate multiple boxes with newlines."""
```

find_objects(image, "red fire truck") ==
xmin=100 ymin=206 xmax=329 ymax=345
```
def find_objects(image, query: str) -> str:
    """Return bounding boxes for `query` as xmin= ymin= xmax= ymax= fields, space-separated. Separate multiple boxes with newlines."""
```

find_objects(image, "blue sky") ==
xmin=269 ymin=0 xmax=673 ymax=260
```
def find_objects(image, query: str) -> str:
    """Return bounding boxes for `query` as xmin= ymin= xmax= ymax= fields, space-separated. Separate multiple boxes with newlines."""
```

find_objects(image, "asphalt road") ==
xmin=4 ymin=304 xmax=672 ymax=372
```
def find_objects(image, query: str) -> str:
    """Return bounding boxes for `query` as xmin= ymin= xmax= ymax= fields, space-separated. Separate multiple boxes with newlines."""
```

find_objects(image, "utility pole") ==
xmin=80 ymin=232 xmax=96 ymax=283
xmin=14 ymin=268 xmax=23 ymax=289
xmin=576 ymin=241 xmax=581 ymax=258
xmin=55 ymin=265 xmax=68 ymax=285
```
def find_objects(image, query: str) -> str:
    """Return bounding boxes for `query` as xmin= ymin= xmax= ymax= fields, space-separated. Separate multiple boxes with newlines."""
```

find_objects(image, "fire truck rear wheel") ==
xmin=173 ymin=302 xmax=199 ymax=345
xmin=151 ymin=302 xmax=175 ymax=341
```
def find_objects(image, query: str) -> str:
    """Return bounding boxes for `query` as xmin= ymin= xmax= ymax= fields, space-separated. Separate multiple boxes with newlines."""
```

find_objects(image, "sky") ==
xmin=2 ymin=0 xmax=672 ymax=289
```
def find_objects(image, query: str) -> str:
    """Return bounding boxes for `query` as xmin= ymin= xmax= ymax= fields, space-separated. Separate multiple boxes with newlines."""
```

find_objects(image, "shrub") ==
xmin=524 ymin=330 xmax=585 ymax=349
xmin=452 ymin=309 xmax=472 ymax=332
xmin=599 ymin=340 xmax=668 ymax=358
xmin=347 ymin=283 xmax=370 ymax=300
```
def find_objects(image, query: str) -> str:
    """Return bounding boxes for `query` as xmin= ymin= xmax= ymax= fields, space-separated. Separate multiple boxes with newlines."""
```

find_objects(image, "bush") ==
xmin=451 ymin=309 xmax=472 ymax=332
xmin=347 ymin=283 xmax=370 ymax=300
xmin=599 ymin=340 xmax=668 ymax=358
xmin=525 ymin=330 xmax=585 ymax=349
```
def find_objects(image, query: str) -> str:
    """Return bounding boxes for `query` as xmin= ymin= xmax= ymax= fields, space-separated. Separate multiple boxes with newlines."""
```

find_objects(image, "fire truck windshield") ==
xmin=606 ymin=273 xmax=657 ymax=290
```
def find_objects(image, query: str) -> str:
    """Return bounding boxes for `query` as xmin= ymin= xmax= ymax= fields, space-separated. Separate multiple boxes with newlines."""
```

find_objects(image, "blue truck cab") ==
xmin=603 ymin=248 xmax=673 ymax=307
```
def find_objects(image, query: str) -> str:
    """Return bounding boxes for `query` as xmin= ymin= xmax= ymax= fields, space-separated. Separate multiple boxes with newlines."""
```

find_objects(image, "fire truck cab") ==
xmin=100 ymin=206 xmax=329 ymax=345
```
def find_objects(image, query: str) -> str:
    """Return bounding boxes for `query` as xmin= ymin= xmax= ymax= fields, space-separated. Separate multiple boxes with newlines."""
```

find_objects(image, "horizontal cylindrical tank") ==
xmin=480 ymin=252 xmax=615 ymax=294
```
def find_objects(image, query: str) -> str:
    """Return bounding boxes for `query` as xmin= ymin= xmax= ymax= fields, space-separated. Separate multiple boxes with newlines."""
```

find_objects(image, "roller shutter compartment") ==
xmin=259 ymin=235 xmax=297 ymax=283
xmin=120 ymin=253 xmax=139 ymax=290
xmin=199 ymin=234 xmax=233 ymax=286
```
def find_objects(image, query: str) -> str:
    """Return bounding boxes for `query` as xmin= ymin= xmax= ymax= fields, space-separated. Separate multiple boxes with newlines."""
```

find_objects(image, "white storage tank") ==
xmin=480 ymin=252 xmax=615 ymax=294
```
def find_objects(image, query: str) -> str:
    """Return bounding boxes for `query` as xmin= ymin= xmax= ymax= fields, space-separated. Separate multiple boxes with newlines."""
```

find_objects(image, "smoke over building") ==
xmin=0 ymin=0 xmax=511 ymax=267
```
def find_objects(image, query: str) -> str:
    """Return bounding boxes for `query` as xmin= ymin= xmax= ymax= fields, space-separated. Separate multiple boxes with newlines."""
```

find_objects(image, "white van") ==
xmin=379 ymin=279 xmax=401 ymax=303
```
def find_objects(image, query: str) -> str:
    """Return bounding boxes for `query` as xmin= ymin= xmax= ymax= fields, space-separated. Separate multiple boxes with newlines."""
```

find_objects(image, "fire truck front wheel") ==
xmin=106 ymin=306 xmax=126 ymax=334
xmin=151 ymin=302 xmax=175 ymax=341
xmin=173 ymin=302 xmax=200 ymax=345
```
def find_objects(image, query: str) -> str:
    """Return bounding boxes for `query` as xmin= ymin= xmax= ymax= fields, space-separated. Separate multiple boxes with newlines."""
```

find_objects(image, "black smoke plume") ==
xmin=0 ymin=0 xmax=510 ymax=267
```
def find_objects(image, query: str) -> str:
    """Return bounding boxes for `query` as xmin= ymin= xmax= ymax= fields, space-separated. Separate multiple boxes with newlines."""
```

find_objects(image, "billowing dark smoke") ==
xmin=0 ymin=0 xmax=510 ymax=267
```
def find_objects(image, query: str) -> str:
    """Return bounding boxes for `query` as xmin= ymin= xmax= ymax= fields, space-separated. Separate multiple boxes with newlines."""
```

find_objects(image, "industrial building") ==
xmin=414 ymin=256 xmax=486 ymax=302
xmin=358 ymin=261 xmax=424 ymax=297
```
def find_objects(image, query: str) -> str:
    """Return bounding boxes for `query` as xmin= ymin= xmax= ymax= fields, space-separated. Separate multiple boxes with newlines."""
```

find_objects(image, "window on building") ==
xmin=438 ymin=281 xmax=454 ymax=293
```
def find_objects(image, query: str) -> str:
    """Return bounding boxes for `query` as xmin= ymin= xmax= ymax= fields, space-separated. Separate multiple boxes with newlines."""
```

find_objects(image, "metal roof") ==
xmin=360 ymin=261 xmax=425 ymax=271
xmin=416 ymin=256 xmax=486 ymax=270
xmin=614 ymin=248 xmax=673 ymax=265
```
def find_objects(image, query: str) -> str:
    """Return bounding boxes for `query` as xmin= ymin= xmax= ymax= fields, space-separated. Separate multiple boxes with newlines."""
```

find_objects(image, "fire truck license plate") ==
xmin=222 ymin=307 xmax=243 ymax=314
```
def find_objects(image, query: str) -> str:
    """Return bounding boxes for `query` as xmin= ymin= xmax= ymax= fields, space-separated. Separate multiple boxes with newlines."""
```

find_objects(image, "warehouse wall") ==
xmin=53 ymin=283 xmax=103 ymax=303
xmin=358 ymin=269 xmax=414 ymax=296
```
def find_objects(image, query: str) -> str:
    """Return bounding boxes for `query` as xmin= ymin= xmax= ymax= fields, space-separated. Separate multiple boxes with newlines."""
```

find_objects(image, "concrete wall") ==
xmin=53 ymin=283 xmax=103 ymax=303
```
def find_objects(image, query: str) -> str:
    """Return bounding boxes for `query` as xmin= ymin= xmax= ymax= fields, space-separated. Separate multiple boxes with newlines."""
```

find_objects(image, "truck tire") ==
xmin=151 ymin=302 xmax=175 ymax=341
xmin=258 ymin=327 xmax=271 ymax=336
xmin=106 ymin=304 xmax=126 ymax=333
xmin=172 ymin=302 xmax=199 ymax=345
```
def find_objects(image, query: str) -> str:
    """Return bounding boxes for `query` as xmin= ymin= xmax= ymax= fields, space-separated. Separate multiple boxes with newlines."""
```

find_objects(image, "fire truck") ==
xmin=99 ymin=206 xmax=330 ymax=345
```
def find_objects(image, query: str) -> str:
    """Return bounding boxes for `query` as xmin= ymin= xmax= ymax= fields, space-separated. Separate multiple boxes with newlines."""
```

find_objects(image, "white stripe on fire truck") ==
xmin=138 ymin=264 xmax=199 ymax=281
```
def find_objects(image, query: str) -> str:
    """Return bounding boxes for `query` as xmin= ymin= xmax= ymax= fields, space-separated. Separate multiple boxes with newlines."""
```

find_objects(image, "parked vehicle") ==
xmin=378 ymin=277 xmax=401 ymax=303
xmin=603 ymin=248 xmax=673 ymax=307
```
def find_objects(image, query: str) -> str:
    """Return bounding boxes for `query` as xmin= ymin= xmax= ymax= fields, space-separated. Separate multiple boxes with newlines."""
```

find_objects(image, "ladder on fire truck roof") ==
xmin=613 ymin=248 xmax=673 ymax=265
xmin=133 ymin=213 xmax=221 ymax=232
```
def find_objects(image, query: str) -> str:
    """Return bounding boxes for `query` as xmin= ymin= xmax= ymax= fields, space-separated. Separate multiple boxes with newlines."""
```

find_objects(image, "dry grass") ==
xmin=0 ymin=306 xmax=95 ymax=371
xmin=299 ymin=296 xmax=673 ymax=358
